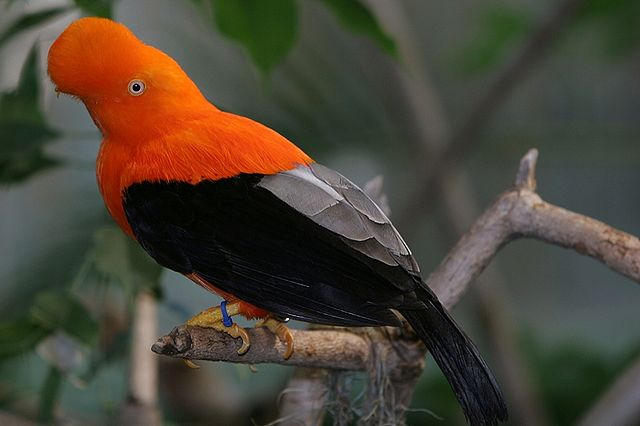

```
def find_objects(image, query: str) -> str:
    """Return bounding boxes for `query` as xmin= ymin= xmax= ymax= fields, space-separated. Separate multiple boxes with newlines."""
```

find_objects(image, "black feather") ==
xmin=401 ymin=286 xmax=508 ymax=425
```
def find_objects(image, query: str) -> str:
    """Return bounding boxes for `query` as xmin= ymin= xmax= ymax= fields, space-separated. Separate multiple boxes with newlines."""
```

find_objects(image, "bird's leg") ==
xmin=186 ymin=301 xmax=251 ymax=355
xmin=256 ymin=316 xmax=294 ymax=359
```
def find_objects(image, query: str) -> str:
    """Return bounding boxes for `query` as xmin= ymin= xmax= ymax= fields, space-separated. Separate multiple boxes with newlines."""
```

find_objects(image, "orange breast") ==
xmin=96 ymin=110 xmax=313 ymax=238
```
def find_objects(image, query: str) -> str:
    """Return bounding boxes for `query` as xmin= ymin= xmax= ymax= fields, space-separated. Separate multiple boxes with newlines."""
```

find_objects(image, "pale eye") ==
xmin=128 ymin=79 xmax=145 ymax=96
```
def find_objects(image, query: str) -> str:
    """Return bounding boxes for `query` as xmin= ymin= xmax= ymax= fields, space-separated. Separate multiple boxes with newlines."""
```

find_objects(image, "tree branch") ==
xmin=119 ymin=290 xmax=161 ymax=426
xmin=153 ymin=148 xmax=639 ymax=366
xmin=152 ymin=324 xmax=423 ymax=372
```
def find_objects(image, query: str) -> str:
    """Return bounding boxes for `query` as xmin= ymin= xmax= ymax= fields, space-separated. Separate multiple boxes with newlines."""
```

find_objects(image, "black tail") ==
xmin=400 ymin=286 xmax=508 ymax=426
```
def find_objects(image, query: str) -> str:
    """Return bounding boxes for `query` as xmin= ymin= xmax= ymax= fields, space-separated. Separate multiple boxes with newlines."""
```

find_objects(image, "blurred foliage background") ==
xmin=0 ymin=0 xmax=638 ymax=425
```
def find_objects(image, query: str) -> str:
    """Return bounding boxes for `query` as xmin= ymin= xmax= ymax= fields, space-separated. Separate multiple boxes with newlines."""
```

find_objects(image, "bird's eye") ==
xmin=128 ymin=79 xmax=146 ymax=96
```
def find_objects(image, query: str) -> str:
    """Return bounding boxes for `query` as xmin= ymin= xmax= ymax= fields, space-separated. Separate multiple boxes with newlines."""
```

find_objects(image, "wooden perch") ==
xmin=152 ymin=324 xmax=425 ymax=373
xmin=430 ymin=149 xmax=640 ymax=309
xmin=153 ymin=149 xmax=639 ymax=365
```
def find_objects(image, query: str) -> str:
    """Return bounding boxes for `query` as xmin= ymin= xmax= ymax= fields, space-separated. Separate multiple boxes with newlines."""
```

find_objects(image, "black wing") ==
xmin=123 ymin=164 xmax=425 ymax=327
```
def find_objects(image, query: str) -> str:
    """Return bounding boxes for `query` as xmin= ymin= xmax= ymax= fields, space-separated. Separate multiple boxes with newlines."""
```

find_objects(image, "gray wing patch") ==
xmin=257 ymin=163 xmax=420 ymax=275
xmin=257 ymin=169 xmax=339 ymax=217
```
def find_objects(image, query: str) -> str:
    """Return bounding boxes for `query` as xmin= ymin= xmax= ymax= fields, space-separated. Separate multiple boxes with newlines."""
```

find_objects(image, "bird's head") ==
xmin=48 ymin=17 xmax=212 ymax=139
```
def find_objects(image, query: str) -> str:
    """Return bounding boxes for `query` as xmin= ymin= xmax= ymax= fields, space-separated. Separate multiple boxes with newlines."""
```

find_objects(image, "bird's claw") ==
xmin=227 ymin=323 xmax=251 ymax=355
xmin=257 ymin=316 xmax=294 ymax=359
xmin=185 ymin=304 xmax=292 ymax=358
xmin=183 ymin=359 xmax=200 ymax=369
xmin=185 ymin=302 xmax=250 ymax=355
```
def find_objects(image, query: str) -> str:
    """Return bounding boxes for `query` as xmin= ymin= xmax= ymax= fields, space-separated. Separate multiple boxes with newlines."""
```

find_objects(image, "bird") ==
xmin=48 ymin=17 xmax=507 ymax=425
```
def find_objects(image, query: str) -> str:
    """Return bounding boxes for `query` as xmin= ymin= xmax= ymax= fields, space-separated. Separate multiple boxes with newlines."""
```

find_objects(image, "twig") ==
xmin=431 ymin=150 xmax=639 ymax=307
xmin=576 ymin=355 xmax=640 ymax=426
xmin=395 ymin=0 xmax=589 ymax=228
xmin=364 ymin=0 xmax=451 ymax=151
xmin=119 ymin=290 xmax=161 ymax=426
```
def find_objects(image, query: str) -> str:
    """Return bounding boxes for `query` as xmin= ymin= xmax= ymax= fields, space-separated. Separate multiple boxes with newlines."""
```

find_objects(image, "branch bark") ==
xmin=153 ymin=324 xmax=423 ymax=372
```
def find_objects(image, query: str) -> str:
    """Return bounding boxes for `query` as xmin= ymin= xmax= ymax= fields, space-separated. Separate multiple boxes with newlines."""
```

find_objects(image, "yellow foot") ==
xmin=257 ymin=316 xmax=294 ymax=359
xmin=186 ymin=302 xmax=251 ymax=355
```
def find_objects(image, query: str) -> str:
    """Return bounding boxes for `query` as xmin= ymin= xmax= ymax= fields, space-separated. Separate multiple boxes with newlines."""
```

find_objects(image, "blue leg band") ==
xmin=220 ymin=300 xmax=233 ymax=327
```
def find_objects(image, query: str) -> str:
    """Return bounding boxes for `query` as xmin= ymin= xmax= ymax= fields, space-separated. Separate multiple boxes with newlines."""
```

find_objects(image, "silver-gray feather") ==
xmin=257 ymin=164 xmax=420 ymax=274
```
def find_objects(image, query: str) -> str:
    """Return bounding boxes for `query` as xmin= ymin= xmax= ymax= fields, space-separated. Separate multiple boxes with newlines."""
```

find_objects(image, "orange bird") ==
xmin=48 ymin=17 xmax=507 ymax=425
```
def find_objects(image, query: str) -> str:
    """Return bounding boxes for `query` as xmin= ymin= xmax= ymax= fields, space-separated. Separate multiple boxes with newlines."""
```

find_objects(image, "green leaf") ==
xmin=0 ymin=122 xmax=59 ymax=182
xmin=0 ymin=48 xmax=60 ymax=183
xmin=212 ymin=0 xmax=298 ymax=74
xmin=73 ymin=0 xmax=113 ymax=18
xmin=0 ymin=47 xmax=45 ymax=124
xmin=319 ymin=0 xmax=396 ymax=56
xmin=0 ymin=319 xmax=50 ymax=360
xmin=455 ymin=6 xmax=532 ymax=74
xmin=0 ymin=7 xmax=71 ymax=47
xmin=29 ymin=292 xmax=98 ymax=346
